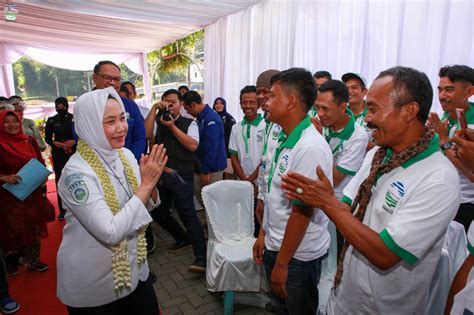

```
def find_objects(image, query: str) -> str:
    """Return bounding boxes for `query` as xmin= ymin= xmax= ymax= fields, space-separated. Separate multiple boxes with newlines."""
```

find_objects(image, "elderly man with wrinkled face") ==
xmin=282 ymin=66 xmax=461 ymax=314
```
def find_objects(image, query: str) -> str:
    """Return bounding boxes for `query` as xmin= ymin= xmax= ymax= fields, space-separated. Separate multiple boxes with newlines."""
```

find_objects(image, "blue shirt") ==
xmin=196 ymin=105 xmax=227 ymax=173
xmin=121 ymin=97 xmax=147 ymax=161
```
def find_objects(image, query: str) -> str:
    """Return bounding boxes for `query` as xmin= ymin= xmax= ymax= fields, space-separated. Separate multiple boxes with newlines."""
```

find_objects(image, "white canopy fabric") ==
xmin=204 ymin=0 xmax=474 ymax=120
xmin=0 ymin=0 xmax=260 ymax=98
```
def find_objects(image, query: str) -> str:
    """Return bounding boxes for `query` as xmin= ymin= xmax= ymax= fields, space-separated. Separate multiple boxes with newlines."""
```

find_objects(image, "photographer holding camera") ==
xmin=144 ymin=89 xmax=207 ymax=272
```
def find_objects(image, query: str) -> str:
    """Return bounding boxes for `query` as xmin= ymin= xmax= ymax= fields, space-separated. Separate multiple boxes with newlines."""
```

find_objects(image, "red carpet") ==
xmin=7 ymin=180 xmax=67 ymax=315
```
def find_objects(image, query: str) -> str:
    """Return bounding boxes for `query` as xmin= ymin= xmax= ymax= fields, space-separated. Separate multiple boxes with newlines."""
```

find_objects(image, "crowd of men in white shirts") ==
xmin=227 ymin=65 xmax=474 ymax=314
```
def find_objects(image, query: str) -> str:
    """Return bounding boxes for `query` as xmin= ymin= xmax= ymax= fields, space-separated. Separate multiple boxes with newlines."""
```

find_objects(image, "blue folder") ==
xmin=2 ymin=158 xmax=51 ymax=201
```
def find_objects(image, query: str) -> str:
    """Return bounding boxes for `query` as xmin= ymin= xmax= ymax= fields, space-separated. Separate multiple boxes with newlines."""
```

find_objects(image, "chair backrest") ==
xmin=202 ymin=180 xmax=254 ymax=242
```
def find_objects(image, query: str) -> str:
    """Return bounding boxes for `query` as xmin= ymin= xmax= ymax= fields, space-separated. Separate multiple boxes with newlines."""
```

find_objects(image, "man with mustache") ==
xmin=314 ymin=80 xmax=368 ymax=256
xmin=429 ymin=65 xmax=474 ymax=232
xmin=281 ymin=66 xmax=460 ymax=313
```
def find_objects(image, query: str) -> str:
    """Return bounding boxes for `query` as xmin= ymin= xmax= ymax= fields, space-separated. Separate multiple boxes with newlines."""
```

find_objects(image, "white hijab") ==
xmin=74 ymin=87 xmax=125 ymax=164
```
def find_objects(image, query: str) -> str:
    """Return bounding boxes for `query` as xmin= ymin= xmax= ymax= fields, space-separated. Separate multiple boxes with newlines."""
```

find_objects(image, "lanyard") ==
xmin=324 ymin=128 xmax=345 ymax=155
xmin=267 ymin=134 xmax=285 ymax=193
xmin=241 ymin=122 xmax=251 ymax=154
xmin=262 ymin=121 xmax=274 ymax=156
xmin=241 ymin=115 xmax=263 ymax=154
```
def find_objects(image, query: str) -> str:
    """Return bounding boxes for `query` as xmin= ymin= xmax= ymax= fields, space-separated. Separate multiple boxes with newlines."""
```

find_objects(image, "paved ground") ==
xmin=147 ymin=210 xmax=270 ymax=315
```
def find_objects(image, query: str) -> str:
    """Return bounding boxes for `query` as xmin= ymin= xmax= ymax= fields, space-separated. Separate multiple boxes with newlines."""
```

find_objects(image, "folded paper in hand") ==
xmin=2 ymin=158 xmax=51 ymax=201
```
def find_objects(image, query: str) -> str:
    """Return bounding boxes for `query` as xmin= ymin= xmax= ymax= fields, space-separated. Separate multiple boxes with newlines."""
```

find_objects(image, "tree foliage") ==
xmin=11 ymin=29 xmax=204 ymax=101
xmin=147 ymin=29 xmax=204 ymax=85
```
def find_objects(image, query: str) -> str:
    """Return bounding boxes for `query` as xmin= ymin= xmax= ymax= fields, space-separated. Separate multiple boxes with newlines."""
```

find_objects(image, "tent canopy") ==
xmin=1 ymin=0 xmax=259 ymax=52
xmin=0 ymin=0 xmax=260 ymax=97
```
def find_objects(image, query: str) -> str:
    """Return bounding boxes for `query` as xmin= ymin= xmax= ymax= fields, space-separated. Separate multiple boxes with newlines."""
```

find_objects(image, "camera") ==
xmin=157 ymin=108 xmax=172 ymax=121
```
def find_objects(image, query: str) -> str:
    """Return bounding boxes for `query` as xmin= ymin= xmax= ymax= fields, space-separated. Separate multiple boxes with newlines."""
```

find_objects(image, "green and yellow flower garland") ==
xmin=77 ymin=140 xmax=148 ymax=294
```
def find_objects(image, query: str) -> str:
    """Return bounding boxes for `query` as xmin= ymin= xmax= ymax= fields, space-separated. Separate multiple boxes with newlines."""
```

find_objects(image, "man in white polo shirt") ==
xmin=315 ymin=80 xmax=368 ymax=257
xmin=253 ymin=68 xmax=333 ymax=314
xmin=429 ymin=65 xmax=474 ymax=233
xmin=342 ymin=72 xmax=375 ymax=151
xmin=228 ymin=85 xmax=265 ymax=185
xmin=255 ymin=69 xmax=281 ymax=225
xmin=315 ymin=80 xmax=368 ymax=199
xmin=229 ymin=85 xmax=266 ymax=235
xmin=282 ymin=66 xmax=461 ymax=313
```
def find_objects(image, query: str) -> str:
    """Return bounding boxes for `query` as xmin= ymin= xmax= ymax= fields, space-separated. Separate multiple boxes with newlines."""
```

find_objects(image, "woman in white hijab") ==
xmin=57 ymin=87 xmax=167 ymax=315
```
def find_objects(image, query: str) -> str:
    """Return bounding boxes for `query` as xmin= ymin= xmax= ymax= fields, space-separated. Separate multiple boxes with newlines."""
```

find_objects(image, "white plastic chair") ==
xmin=202 ymin=180 xmax=266 ymax=314
xmin=427 ymin=221 xmax=468 ymax=314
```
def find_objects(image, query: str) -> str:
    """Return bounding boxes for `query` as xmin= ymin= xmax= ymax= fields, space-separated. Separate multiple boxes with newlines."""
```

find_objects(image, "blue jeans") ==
xmin=263 ymin=249 xmax=324 ymax=315
xmin=150 ymin=175 xmax=206 ymax=258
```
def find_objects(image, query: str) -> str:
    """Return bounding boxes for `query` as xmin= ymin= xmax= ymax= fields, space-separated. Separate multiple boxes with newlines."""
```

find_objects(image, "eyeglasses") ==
xmin=96 ymin=74 xmax=122 ymax=83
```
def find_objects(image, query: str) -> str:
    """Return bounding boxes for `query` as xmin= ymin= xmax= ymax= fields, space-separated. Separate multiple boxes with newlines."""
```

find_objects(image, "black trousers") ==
xmin=454 ymin=202 xmax=474 ymax=233
xmin=66 ymin=277 xmax=159 ymax=315
xmin=52 ymin=153 xmax=70 ymax=214
xmin=150 ymin=175 xmax=206 ymax=258
xmin=0 ymin=251 xmax=9 ymax=301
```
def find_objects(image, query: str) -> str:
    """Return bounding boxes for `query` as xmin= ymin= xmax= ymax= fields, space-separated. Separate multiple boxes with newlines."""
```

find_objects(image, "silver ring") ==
xmin=296 ymin=187 xmax=303 ymax=194
xmin=158 ymin=162 xmax=163 ymax=166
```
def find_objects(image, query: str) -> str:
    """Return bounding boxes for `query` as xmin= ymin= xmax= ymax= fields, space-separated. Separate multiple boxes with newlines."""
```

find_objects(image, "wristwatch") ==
xmin=440 ymin=141 xmax=454 ymax=151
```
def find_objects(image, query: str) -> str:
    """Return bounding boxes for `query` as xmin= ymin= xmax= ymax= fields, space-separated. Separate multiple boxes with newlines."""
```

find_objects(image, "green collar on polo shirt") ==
xmin=353 ymin=105 xmax=368 ymax=119
xmin=325 ymin=109 xmax=356 ymax=141
xmin=241 ymin=114 xmax=263 ymax=126
xmin=278 ymin=115 xmax=312 ymax=149
xmin=384 ymin=133 xmax=440 ymax=169
xmin=308 ymin=107 xmax=318 ymax=117
xmin=267 ymin=116 xmax=312 ymax=192
xmin=441 ymin=102 xmax=474 ymax=127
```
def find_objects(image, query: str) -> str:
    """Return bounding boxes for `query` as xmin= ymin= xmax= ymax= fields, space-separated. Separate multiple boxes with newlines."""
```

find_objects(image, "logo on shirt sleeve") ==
xmin=67 ymin=174 xmax=89 ymax=204
xmin=383 ymin=182 xmax=405 ymax=214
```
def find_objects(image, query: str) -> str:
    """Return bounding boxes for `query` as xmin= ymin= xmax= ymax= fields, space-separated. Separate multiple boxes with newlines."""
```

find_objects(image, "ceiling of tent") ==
xmin=0 ymin=0 xmax=260 ymax=53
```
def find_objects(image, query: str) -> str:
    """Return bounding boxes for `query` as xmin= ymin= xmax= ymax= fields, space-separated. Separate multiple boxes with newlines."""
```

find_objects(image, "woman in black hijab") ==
xmin=213 ymin=97 xmax=236 ymax=157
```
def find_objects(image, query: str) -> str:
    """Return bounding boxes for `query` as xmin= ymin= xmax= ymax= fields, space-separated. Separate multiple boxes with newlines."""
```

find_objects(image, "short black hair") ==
xmin=182 ymin=91 xmax=202 ymax=106
xmin=55 ymin=97 xmax=69 ymax=107
xmin=239 ymin=85 xmax=257 ymax=102
xmin=119 ymin=86 xmax=131 ymax=98
xmin=376 ymin=66 xmax=433 ymax=123
xmin=162 ymin=89 xmax=182 ymax=101
xmin=313 ymin=71 xmax=332 ymax=80
xmin=94 ymin=61 xmax=121 ymax=74
xmin=121 ymin=81 xmax=136 ymax=94
xmin=439 ymin=65 xmax=474 ymax=85
xmin=271 ymin=68 xmax=316 ymax=112
xmin=9 ymin=95 xmax=23 ymax=102
xmin=318 ymin=80 xmax=349 ymax=105
xmin=178 ymin=85 xmax=190 ymax=92
xmin=0 ymin=96 xmax=8 ymax=102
